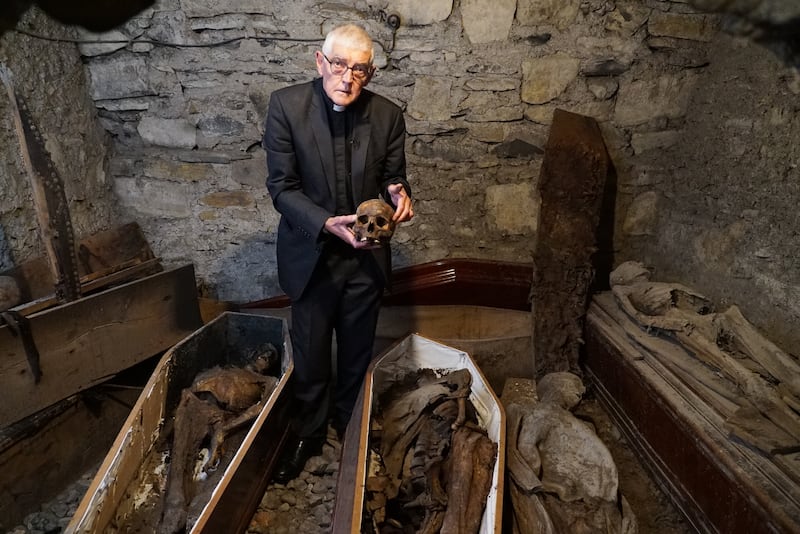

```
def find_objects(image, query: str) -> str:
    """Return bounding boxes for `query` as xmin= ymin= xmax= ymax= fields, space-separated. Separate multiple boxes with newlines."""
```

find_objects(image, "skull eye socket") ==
xmin=357 ymin=215 xmax=370 ymax=224
xmin=375 ymin=217 xmax=388 ymax=227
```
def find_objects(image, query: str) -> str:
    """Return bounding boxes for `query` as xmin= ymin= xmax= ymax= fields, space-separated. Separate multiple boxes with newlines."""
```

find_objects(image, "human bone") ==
xmin=353 ymin=198 xmax=395 ymax=245
xmin=160 ymin=346 xmax=278 ymax=533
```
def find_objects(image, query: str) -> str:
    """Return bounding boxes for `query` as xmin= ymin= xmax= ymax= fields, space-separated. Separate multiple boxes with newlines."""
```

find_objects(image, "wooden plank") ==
xmin=12 ymin=258 xmax=162 ymax=317
xmin=531 ymin=109 xmax=609 ymax=377
xmin=0 ymin=386 xmax=141 ymax=531
xmin=0 ymin=264 xmax=202 ymax=427
xmin=384 ymin=259 xmax=533 ymax=310
xmin=0 ymin=222 xmax=155 ymax=303
xmin=0 ymin=65 xmax=81 ymax=302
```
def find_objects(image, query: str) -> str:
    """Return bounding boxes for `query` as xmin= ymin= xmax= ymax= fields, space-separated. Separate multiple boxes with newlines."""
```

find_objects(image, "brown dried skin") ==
xmin=192 ymin=365 xmax=271 ymax=412
xmin=159 ymin=390 xmax=227 ymax=534
xmin=406 ymin=401 xmax=459 ymax=534
xmin=440 ymin=426 xmax=497 ymax=534
xmin=158 ymin=350 xmax=279 ymax=533
xmin=353 ymin=198 xmax=396 ymax=245
xmin=365 ymin=368 xmax=494 ymax=534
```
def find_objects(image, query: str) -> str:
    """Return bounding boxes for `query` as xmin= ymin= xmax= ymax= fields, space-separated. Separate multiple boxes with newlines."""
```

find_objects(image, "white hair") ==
xmin=322 ymin=24 xmax=374 ymax=63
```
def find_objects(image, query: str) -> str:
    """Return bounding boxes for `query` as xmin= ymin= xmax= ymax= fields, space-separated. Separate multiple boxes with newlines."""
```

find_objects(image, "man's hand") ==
xmin=324 ymin=215 xmax=379 ymax=249
xmin=387 ymin=183 xmax=414 ymax=222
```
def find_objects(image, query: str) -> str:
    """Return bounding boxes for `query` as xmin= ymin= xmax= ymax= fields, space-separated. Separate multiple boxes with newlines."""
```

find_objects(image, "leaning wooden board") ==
xmin=0 ymin=263 xmax=202 ymax=426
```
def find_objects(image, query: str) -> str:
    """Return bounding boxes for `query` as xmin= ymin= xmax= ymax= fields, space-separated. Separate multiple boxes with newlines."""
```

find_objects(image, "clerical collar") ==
xmin=333 ymin=104 xmax=346 ymax=112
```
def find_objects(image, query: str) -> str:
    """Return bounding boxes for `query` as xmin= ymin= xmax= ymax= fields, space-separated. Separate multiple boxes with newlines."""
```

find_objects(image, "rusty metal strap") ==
xmin=0 ymin=311 xmax=42 ymax=383
xmin=0 ymin=64 xmax=81 ymax=303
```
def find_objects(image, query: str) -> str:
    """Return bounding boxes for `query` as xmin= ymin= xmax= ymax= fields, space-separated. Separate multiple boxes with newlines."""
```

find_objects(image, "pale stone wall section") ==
xmin=614 ymin=74 xmax=697 ymax=126
xmin=521 ymin=54 xmax=581 ymax=104
xmin=630 ymin=131 xmax=681 ymax=154
xmin=516 ymin=0 xmax=580 ymax=30
xmin=485 ymin=183 xmax=538 ymax=235
xmin=461 ymin=0 xmax=516 ymax=44
xmin=408 ymin=76 xmax=452 ymax=121
xmin=622 ymin=191 xmax=657 ymax=236
xmin=137 ymin=117 xmax=197 ymax=148
xmin=648 ymin=12 xmax=716 ymax=42
xmin=386 ymin=0 xmax=453 ymax=26
xmin=113 ymin=178 xmax=193 ymax=218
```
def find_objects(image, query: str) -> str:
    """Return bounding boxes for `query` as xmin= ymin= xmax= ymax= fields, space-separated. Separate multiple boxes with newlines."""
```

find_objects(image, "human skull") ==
xmin=353 ymin=199 xmax=396 ymax=245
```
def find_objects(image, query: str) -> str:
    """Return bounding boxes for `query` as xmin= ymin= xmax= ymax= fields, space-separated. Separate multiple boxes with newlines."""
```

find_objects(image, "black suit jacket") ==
xmin=264 ymin=78 xmax=410 ymax=301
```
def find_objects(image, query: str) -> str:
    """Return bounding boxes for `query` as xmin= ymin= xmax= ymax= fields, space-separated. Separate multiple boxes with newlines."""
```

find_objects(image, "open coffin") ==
xmin=66 ymin=311 xmax=294 ymax=534
xmin=335 ymin=333 xmax=505 ymax=533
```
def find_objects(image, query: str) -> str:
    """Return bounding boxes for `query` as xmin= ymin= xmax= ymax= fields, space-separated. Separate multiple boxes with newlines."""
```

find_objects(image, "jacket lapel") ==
xmin=351 ymin=100 xmax=371 ymax=203
xmin=310 ymin=81 xmax=337 ymax=201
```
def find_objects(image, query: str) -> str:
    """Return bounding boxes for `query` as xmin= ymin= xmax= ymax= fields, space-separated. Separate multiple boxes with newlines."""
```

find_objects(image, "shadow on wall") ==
xmin=0 ymin=225 xmax=14 ymax=272
xmin=690 ymin=0 xmax=800 ymax=67
xmin=209 ymin=233 xmax=281 ymax=304
xmin=0 ymin=0 xmax=155 ymax=34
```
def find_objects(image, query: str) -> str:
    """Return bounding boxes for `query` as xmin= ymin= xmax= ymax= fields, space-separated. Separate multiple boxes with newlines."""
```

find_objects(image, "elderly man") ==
xmin=264 ymin=23 xmax=414 ymax=483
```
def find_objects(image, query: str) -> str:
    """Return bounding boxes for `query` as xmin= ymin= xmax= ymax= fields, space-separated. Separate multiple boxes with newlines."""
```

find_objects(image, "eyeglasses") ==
xmin=322 ymin=53 xmax=373 ymax=82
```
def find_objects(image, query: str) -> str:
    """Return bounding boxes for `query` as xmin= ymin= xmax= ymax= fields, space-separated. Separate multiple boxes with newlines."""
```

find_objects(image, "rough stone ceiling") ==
xmin=0 ymin=0 xmax=155 ymax=34
xmin=1 ymin=0 xmax=797 ymax=68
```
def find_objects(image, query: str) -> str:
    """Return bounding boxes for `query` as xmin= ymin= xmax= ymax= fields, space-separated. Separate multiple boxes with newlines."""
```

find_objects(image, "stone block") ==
xmin=113 ymin=177 xmax=192 ymax=218
xmin=648 ymin=12 xmax=716 ymax=42
xmin=522 ymin=54 xmax=581 ymax=104
xmin=386 ymin=0 xmax=453 ymax=26
xmin=137 ymin=117 xmax=197 ymax=148
xmin=485 ymin=183 xmax=538 ymax=235
xmin=614 ymin=74 xmax=696 ymax=126
xmin=408 ymin=76 xmax=452 ymax=121
xmin=622 ymin=191 xmax=658 ymax=236
xmin=516 ymin=0 xmax=580 ymax=30
xmin=462 ymin=0 xmax=516 ymax=44
xmin=87 ymin=56 xmax=151 ymax=100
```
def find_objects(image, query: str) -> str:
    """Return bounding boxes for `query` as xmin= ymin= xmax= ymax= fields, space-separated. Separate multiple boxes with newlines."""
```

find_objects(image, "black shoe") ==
xmin=272 ymin=437 xmax=323 ymax=484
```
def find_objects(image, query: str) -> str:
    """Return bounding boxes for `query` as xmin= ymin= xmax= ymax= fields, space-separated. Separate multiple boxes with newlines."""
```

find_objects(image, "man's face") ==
xmin=315 ymin=43 xmax=372 ymax=108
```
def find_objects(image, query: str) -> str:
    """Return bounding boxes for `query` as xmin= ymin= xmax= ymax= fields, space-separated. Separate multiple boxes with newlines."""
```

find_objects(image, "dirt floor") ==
xmin=574 ymin=391 xmax=692 ymax=534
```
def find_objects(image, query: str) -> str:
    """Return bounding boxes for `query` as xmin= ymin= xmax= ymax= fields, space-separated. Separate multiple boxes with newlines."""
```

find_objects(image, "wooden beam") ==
xmin=531 ymin=109 xmax=610 ymax=377
xmin=0 ymin=264 xmax=203 ymax=427
xmin=0 ymin=65 xmax=81 ymax=302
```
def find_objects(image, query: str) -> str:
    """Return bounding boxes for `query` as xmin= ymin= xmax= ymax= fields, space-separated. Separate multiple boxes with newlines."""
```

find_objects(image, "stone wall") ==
xmin=0 ymin=9 xmax=116 ymax=272
xmin=3 ymin=1 xmax=799 ymax=350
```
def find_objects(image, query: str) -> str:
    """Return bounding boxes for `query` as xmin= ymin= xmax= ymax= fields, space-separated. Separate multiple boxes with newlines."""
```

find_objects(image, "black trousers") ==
xmin=288 ymin=245 xmax=384 ymax=439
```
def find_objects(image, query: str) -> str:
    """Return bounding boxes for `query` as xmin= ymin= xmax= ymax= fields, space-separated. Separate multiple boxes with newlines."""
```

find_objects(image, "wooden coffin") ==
xmin=0 ymin=263 xmax=202 ymax=427
xmin=67 ymin=311 xmax=294 ymax=534
xmin=585 ymin=292 xmax=800 ymax=533
xmin=335 ymin=333 xmax=505 ymax=533
xmin=375 ymin=304 xmax=533 ymax=394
